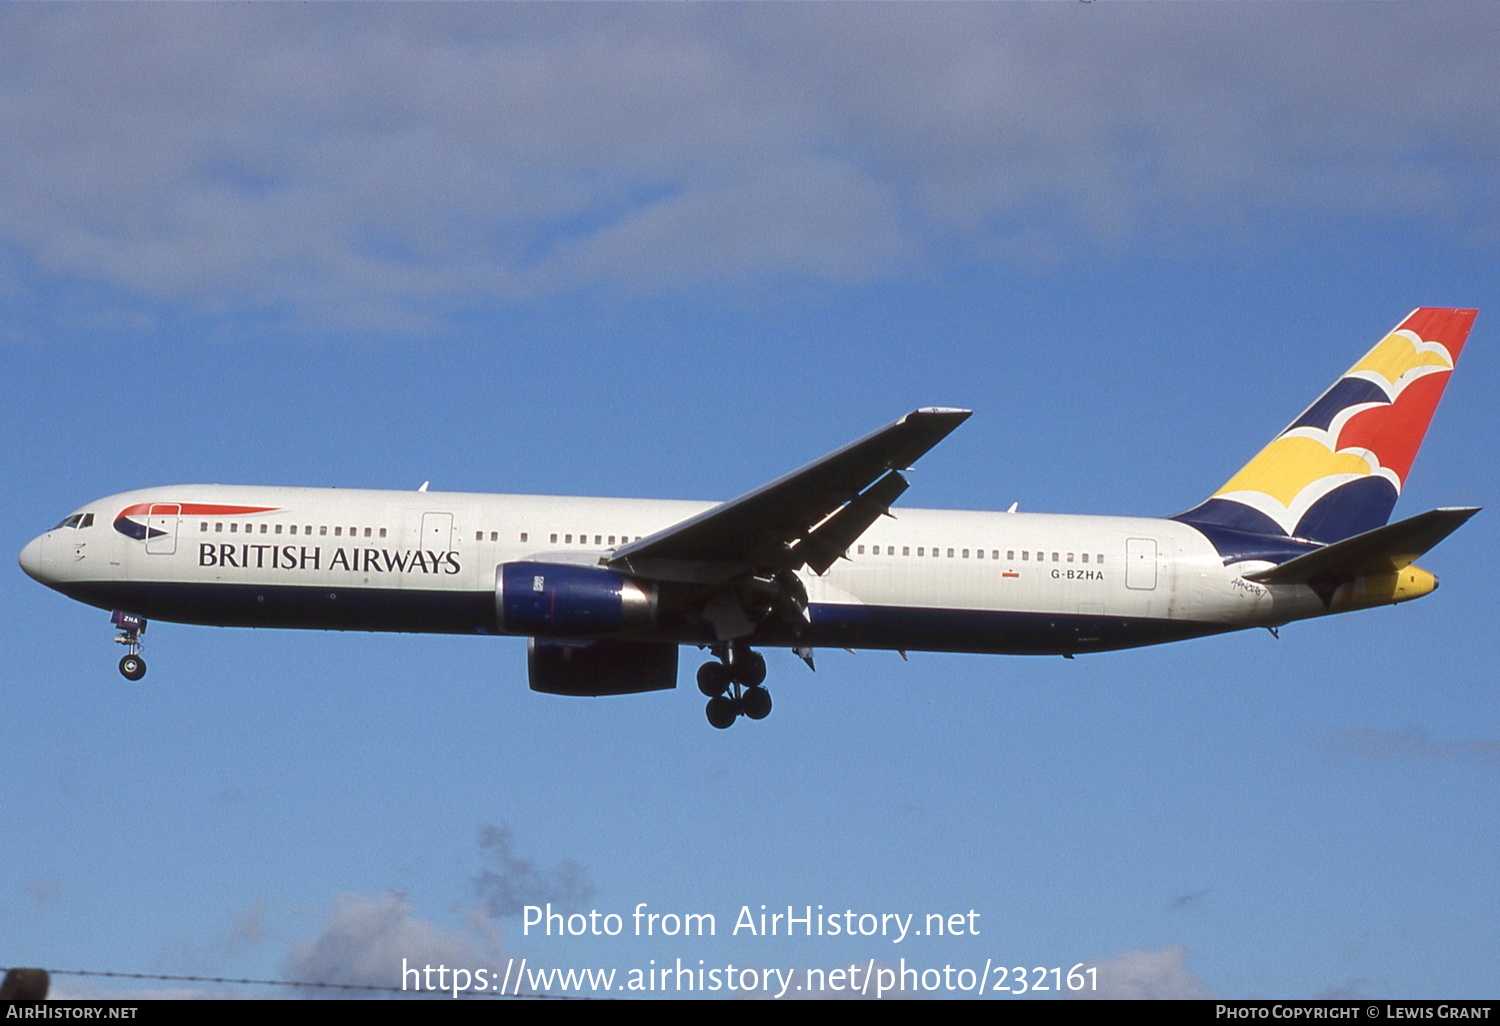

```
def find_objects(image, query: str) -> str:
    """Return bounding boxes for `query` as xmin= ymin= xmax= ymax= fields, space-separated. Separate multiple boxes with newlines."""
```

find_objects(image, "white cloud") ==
xmin=284 ymin=891 xmax=505 ymax=997
xmin=1 ymin=4 xmax=1496 ymax=332
xmin=1072 ymin=944 xmax=1212 ymax=1000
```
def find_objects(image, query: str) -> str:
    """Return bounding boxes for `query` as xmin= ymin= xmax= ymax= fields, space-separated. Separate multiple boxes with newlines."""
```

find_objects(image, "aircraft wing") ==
xmin=607 ymin=407 xmax=971 ymax=584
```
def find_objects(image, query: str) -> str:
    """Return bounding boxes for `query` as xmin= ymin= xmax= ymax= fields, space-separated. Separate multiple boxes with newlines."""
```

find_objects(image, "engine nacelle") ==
xmin=528 ymin=638 xmax=679 ymax=696
xmin=496 ymin=561 xmax=657 ymax=637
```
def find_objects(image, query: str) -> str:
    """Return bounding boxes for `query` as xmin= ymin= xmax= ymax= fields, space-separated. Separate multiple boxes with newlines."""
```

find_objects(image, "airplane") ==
xmin=19 ymin=307 xmax=1479 ymax=729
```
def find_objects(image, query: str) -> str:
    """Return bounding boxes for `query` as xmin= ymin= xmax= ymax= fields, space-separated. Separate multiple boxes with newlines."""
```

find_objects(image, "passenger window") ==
xmin=902 ymin=546 xmax=910 ymax=556
xmin=520 ymin=532 xmax=528 ymax=543
xmin=975 ymin=549 xmax=981 ymax=559
xmin=290 ymin=525 xmax=297 ymax=535
xmin=857 ymin=545 xmax=865 ymax=555
xmin=1067 ymin=552 xmax=1074 ymax=562
xmin=917 ymin=547 xmax=924 ymax=556
xmin=1006 ymin=550 xmax=1013 ymax=560
xmin=595 ymin=535 xmax=602 ymax=545
xmin=475 ymin=531 xmax=483 ymax=541
xmin=380 ymin=528 xmax=388 ymax=539
xmin=565 ymin=534 xmax=572 ymax=544
xmin=1052 ymin=552 xmax=1059 ymax=562
xmin=261 ymin=524 xmax=269 ymax=534
xmin=231 ymin=523 xmax=238 ymax=533
xmin=215 ymin=523 xmax=223 ymax=533
xmin=948 ymin=548 xmax=955 ymax=558
xmin=609 ymin=536 xmax=616 ymax=546
xmin=200 ymin=522 xmax=208 ymax=532
xmin=364 ymin=528 xmax=372 ymax=538
xmin=320 ymin=526 xmax=328 ymax=536
xmin=1098 ymin=554 xmax=1105 ymax=564
xmin=1081 ymin=553 xmax=1089 ymax=563
xmin=275 ymin=524 xmax=283 ymax=535
xmin=549 ymin=534 xmax=557 ymax=543
xmin=1022 ymin=551 xmax=1029 ymax=561
xmin=334 ymin=527 xmax=342 ymax=537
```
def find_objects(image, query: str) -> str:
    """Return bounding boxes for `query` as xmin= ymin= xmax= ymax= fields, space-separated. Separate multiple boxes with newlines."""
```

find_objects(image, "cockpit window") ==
xmin=52 ymin=513 xmax=96 ymax=530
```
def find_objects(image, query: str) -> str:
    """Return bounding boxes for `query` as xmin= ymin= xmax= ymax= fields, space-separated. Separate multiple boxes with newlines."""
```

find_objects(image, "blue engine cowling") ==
xmin=496 ymin=562 xmax=657 ymax=637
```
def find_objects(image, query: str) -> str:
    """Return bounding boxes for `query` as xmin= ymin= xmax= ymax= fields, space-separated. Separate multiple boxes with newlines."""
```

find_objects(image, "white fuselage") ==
xmin=21 ymin=484 xmax=1328 ymax=656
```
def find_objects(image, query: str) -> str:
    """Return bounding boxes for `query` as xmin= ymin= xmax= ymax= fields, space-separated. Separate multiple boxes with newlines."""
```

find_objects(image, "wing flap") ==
xmin=609 ymin=408 xmax=969 ymax=576
xmin=794 ymin=469 xmax=909 ymax=575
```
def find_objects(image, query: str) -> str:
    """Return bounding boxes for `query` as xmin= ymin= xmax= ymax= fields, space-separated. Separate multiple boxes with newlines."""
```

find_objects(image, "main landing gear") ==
xmin=111 ymin=610 xmax=147 ymax=681
xmin=697 ymin=642 xmax=771 ymax=729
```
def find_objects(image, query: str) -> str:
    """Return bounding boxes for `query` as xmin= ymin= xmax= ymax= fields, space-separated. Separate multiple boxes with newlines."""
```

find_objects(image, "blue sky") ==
xmin=2 ymin=3 xmax=1496 ymax=1001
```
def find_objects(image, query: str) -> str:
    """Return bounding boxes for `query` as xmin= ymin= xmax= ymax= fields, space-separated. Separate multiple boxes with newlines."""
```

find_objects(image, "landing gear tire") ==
xmin=119 ymin=654 xmax=146 ymax=681
xmin=697 ymin=661 xmax=731 ymax=697
xmin=699 ymin=644 xmax=772 ymax=727
xmin=741 ymin=685 xmax=772 ymax=721
xmin=733 ymin=650 xmax=767 ymax=687
xmin=705 ymin=694 xmax=737 ymax=729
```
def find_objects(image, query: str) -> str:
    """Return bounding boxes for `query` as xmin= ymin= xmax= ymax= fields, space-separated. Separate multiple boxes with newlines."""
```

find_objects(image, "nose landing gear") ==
xmin=111 ymin=611 xmax=147 ymax=681
xmin=698 ymin=643 xmax=771 ymax=729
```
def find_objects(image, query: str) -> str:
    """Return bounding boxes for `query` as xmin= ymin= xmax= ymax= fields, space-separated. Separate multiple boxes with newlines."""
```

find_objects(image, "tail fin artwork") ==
xmin=1174 ymin=308 xmax=1477 ymax=558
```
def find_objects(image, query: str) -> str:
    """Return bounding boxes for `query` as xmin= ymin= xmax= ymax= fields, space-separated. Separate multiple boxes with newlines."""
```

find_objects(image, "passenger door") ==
xmin=146 ymin=503 xmax=181 ymax=555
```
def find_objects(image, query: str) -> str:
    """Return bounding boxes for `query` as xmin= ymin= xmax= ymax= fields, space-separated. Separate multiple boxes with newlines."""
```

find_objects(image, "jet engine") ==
xmin=527 ymin=637 xmax=679 ymax=696
xmin=495 ymin=561 xmax=657 ymax=637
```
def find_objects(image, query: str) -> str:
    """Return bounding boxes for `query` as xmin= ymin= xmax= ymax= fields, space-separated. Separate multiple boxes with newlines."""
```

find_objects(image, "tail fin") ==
xmin=1175 ymin=307 xmax=1477 ymax=545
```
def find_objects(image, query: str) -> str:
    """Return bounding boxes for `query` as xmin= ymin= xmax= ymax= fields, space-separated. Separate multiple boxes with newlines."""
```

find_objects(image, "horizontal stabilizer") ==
xmin=1244 ymin=507 xmax=1479 ymax=585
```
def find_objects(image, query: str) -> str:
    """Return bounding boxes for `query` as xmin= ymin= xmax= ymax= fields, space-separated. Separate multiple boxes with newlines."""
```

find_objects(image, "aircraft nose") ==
xmin=18 ymin=534 xmax=47 ymax=583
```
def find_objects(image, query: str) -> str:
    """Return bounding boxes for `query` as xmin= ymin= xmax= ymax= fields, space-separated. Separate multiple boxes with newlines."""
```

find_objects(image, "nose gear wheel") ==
xmin=111 ymin=611 xmax=148 ymax=681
